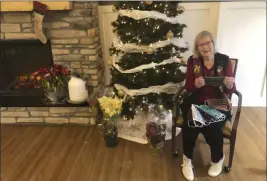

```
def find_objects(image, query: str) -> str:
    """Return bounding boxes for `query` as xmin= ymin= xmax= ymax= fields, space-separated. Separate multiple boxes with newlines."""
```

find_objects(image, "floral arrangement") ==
xmin=14 ymin=64 xmax=70 ymax=104
xmin=98 ymin=96 xmax=123 ymax=120
xmin=15 ymin=64 xmax=70 ymax=90
xmin=90 ymin=94 xmax=123 ymax=147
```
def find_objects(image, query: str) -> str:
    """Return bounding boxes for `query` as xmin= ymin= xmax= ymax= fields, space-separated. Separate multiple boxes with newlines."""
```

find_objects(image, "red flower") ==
xmin=15 ymin=64 xmax=70 ymax=90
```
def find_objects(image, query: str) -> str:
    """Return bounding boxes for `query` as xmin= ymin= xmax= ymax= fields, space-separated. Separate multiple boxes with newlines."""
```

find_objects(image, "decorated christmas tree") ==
xmin=109 ymin=1 xmax=189 ymax=120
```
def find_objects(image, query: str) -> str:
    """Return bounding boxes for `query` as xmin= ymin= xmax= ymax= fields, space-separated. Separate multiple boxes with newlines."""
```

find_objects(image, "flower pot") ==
xmin=104 ymin=126 xmax=118 ymax=147
xmin=57 ymin=85 xmax=68 ymax=103
xmin=45 ymin=90 xmax=59 ymax=104
xmin=104 ymin=134 xmax=118 ymax=147
xmin=44 ymin=85 xmax=68 ymax=105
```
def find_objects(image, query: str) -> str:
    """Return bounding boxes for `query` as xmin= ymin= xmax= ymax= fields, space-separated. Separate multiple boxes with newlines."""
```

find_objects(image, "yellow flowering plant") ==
xmin=96 ymin=95 xmax=123 ymax=143
xmin=97 ymin=96 xmax=123 ymax=121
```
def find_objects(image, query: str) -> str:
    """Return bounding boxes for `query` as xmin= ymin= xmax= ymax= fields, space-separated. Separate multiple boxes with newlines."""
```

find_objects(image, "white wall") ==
xmin=217 ymin=2 xmax=266 ymax=107
xmin=98 ymin=2 xmax=266 ymax=107
xmin=179 ymin=3 xmax=220 ymax=60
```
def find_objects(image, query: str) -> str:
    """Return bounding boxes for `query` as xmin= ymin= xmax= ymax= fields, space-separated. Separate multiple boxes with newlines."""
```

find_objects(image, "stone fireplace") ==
xmin=0 ymin=2 xmax=105 ymax=125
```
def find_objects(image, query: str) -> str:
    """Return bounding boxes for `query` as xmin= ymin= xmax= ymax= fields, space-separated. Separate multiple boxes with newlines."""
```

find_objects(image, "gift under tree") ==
xmin=110 ymin=1 xmax=189 ymax=120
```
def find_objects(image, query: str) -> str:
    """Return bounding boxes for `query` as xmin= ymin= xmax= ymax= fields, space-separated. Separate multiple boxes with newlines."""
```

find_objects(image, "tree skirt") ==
xmin=116 ymin=110 xmax=181 ymax=144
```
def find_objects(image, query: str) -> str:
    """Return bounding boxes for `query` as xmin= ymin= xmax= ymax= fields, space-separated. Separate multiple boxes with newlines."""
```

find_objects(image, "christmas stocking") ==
xmin=33 ymin=1 xmax=48 ymax=44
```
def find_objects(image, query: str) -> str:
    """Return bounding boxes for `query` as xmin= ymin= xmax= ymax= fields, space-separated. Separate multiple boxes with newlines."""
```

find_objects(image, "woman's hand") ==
xmin=224 ymin=77 xmax=235 ymax=89
xmin=195 ymin=76 xmax=205 ymax=88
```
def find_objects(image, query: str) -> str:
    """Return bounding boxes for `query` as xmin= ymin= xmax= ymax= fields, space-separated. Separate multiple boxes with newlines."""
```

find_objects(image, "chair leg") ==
xmin=224 ymin=131 xmax=237 ymax=173
xmin=172 ymin=125 xmax=179 ymax=157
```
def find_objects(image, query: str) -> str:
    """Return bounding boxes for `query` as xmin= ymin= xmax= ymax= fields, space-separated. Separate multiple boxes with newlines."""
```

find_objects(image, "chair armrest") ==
xmin=172 ymin=86 xmax=186 ymax=118
xmin=232 ymin=90 xmax=242 ymax=131
xmin=172 ymin=86 xmax=186 ymax=102
xmin=172 ymin=101 xmax=178 ymax=118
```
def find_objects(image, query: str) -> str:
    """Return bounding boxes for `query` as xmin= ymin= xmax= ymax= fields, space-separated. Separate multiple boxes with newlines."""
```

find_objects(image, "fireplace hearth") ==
xmin=0 ymin=39 xmax=88 ymax=107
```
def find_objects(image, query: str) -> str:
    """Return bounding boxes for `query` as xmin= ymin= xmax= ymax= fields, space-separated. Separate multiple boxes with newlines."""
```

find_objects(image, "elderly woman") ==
xmin=180 ymin=31 xmax=236 ymax=181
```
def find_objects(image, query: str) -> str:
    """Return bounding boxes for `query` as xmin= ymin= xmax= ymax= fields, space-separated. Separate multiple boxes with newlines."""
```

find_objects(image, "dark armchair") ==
xmin=171 ymin=58 xmax=242 ymax=173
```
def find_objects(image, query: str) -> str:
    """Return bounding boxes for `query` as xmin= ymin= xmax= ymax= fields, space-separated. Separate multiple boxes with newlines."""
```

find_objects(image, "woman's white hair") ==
xmin=192 ymin=31 xmax=218 ymax=58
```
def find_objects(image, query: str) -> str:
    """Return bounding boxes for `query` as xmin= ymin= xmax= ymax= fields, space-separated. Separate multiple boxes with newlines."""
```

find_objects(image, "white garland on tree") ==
xmin=112 ymin=55 xmax=187 ymax=74
xmin=114 ymin=81 xmax=185 ymax=97
xmin=118 ymin=9 xmax=181 ymax=24
xmin=112 ymin=36 xmax=188 ymax=53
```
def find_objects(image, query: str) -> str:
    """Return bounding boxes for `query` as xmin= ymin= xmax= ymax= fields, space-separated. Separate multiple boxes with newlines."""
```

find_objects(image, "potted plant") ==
xmin=39 ymin=64 xmax=70 ymax=104
xmin=15 ymin=64 xmax=70 ymax=104
xmin=97 ymin=95 xmax=123 ymax=147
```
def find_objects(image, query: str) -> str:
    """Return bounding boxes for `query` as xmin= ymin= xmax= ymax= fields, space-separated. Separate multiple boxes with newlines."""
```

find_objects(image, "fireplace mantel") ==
xmin=0 ymin=2 xmax=73 ymax=12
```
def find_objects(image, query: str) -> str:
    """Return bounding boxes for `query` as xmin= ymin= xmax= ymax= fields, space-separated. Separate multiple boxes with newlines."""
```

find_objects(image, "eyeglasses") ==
xmin=198 ymin=41 xmax=212 ymax=48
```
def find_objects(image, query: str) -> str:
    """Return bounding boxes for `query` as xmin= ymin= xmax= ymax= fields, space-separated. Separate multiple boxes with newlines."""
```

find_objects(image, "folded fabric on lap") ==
xmin=195 ymin=105 xmax=226 ymax=122
xmin=189 ymin=104 xmax=226 ymax=128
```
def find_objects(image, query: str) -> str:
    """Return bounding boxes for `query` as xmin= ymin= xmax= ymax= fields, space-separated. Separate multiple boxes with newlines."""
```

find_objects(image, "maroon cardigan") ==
xmin=185 ymin=56 xmax=236 ymax=104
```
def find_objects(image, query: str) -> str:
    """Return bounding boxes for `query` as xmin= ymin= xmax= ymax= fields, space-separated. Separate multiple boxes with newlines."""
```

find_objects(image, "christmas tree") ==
xmin=109 ymin=1 xmax=189 ymax=120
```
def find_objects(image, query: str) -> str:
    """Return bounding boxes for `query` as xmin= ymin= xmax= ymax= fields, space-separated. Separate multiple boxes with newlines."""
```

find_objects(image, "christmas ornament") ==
xmin=33 ymin=1 xmax=48 ymax=44
xmin=123 ymin=116 xmax=128 ymax=121
xmin=166 ymin=31 xmax=174 ymax=39
xmin=126 ymin=95 xmax=133 ymax=102
xmin=177 ymin=5 xmax=185 ymax=13
xmin=112 ymin=5 xmax=117 ymax=12
xmin=145 ymin=1 xmax=153 ymax=5
xmin=114 ymin=31 xmax=118 ymax=36
xmin=157 ymin=104 xmax=164 ymax=112
xmin=139 ymin=1 xmax=146 ymax=9
xmin=180 ymin=57 xmax=186 ymax=65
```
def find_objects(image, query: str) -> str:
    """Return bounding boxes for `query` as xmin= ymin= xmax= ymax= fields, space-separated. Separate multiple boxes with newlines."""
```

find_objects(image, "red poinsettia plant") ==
xmin=15 ymin=64 xmax=70 ymax=90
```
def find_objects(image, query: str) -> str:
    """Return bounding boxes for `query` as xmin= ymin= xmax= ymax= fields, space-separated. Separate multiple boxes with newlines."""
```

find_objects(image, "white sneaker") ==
xmin=208 ymin=155 xmax=225 ymax=177
xmin=181 ymin=155 xmax=194 ymax=181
